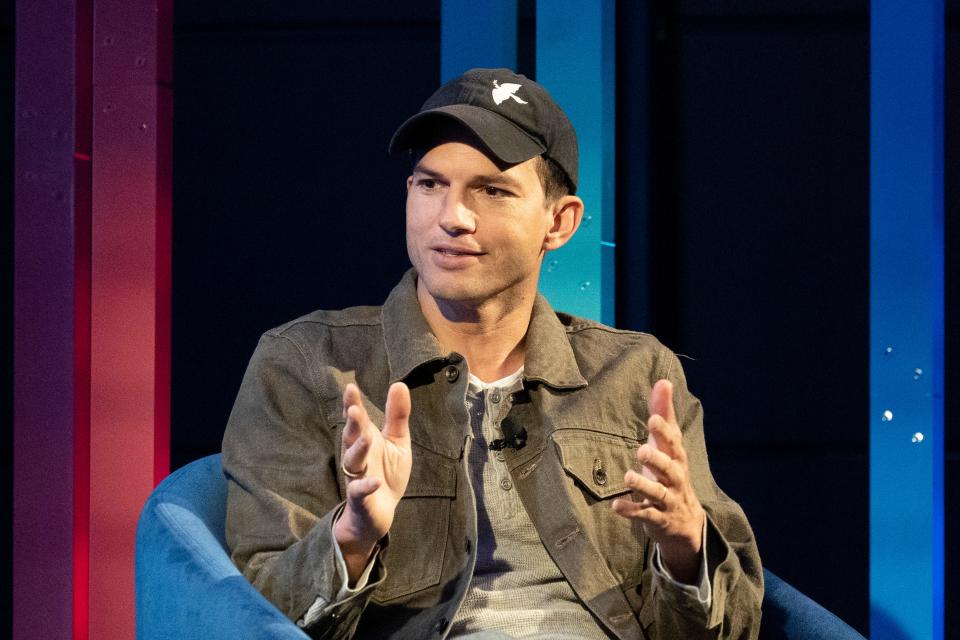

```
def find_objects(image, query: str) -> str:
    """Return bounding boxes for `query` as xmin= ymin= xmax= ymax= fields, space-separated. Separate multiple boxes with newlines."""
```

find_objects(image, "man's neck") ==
xmin=416 ymin=281 xmax=534 ymax=383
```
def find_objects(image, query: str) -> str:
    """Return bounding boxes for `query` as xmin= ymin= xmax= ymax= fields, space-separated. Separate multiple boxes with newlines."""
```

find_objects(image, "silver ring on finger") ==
xmin=659 ymin=484 xmax=668 ymax=502
xmin=341 ymin=461 xmax=367 ymax=479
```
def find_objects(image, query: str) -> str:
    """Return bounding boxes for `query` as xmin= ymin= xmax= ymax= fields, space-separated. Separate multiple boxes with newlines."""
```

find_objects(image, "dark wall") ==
xmin=640 ymin=2 xmax=873 ymax=631
xmin=946 ymin=7 xmax=959 ymax=638
xmin=171 ymin=1 xmax=442 ymax=465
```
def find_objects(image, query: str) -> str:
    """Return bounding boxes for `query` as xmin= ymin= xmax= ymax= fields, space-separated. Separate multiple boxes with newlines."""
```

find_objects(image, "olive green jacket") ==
xmin=222 ymin=270 xmax=763 ymax=640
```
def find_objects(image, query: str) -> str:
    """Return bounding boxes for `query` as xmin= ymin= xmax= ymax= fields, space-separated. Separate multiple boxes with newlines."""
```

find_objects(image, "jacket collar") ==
xmin=523 ymin=293 xmax=588 ymax=389
xmin=381 ymin=270 xmax=448 ymax=383
xmin=381 ymin=269 xmax=588 ymax=390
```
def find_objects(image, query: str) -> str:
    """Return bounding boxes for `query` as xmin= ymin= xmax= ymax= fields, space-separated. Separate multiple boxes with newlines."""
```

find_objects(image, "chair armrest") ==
xmin=135 ymin=457 xmax=308 ymax=639
xmin=760 ymin=568 xmax=865 ymax=640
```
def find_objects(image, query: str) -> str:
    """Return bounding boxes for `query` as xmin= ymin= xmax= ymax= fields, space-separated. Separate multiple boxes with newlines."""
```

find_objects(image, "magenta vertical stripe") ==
xmin=73 ymin=2 xmax=93 ymax=637
xmin=154 ymin=81 xmax=172 ymax=486
xmin=14 ymin=1 xmax=83 ymax=637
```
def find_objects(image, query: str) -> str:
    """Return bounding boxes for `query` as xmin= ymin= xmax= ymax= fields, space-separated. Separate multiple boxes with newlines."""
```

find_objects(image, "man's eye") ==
xmin=482 ymin=186 xmax=508 ymax=198
xmin=418 ymin=178 xmax=438 ymax=190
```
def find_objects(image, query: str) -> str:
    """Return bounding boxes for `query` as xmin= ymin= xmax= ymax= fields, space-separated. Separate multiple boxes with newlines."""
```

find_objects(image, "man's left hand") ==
xmin=612 ymin=379 xmax=706 ymax=584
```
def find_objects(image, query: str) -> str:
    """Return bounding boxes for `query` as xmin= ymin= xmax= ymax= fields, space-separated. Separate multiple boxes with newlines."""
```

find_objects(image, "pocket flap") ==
xmin=404 ymin=443 xmax=457 ymax=498
xmin=553 ymin=430 xmax=640 ymax=500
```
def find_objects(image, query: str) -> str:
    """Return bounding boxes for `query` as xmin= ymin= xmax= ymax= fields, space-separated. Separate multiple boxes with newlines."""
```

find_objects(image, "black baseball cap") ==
xmin=389 ymin=68 xmax=578 ymax=193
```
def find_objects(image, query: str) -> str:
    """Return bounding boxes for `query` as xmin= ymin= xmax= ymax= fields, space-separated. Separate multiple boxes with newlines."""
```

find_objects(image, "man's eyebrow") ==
xmin=412 ymin=164 xmax=446 ymax=180
xmin=470 ymin=172 xmax=523 ymax=190
xmin=412 ymin=164 xmax=524 ymax=192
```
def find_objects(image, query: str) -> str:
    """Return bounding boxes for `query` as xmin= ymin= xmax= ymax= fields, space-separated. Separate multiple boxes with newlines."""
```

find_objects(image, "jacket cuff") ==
xmin=702 ymin=509 xmax=740 ymax=629
xmin=652 ymin=517 xmax=712 ymax=612
xmin=295 ymin=503 xmax=389 ymax=636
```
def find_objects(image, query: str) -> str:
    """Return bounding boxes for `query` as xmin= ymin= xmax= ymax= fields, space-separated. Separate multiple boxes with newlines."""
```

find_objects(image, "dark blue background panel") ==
xmin=944 ymin=10 xmax=959 ymax=638
xmin=175 ymin=0 xmax=440 ymax=28
xmin=671 ymin=19 xmax=869 ymax=448
xmin=171 ymin=5 xmax=439 ymax=459
xmin=642 ymin=5 xmax=871 ymax=632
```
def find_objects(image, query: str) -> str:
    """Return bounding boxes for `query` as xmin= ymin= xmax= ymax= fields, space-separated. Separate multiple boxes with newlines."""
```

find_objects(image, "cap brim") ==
xmin=389 ymin=105 xmax=546 ymax=165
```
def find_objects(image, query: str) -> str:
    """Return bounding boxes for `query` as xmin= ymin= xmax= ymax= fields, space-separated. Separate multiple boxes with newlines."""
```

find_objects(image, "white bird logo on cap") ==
xmin=492 ymin=80 xmax=528 ymax=106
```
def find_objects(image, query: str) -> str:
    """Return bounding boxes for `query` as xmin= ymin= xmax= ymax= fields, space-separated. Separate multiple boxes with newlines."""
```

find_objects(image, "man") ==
xmin=222 ymin=68 xmax=763 ymax=640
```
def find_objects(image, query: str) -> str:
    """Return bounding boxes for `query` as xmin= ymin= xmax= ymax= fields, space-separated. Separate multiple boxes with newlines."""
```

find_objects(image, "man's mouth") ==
xmin=433 ymin=247 xmax=482 ymax=257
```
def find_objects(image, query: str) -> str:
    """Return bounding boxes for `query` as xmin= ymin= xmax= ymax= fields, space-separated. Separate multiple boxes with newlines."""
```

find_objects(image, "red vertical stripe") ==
xmin=73 ymin=2 xmax=93 ymax=637
xmin=88 ymin=2 xmax=172 ymax=635
xmin=154 ymin=86 xmax=172 ymax=486
xmin=73 ymin=155 xmax=91 ymax=640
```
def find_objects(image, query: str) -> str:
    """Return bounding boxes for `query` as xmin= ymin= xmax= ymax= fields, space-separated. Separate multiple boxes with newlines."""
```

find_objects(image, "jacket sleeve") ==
xmin=221 ymin=331 xmax=385 ymax=639
xmin=649 ymin=350 xmax=764 ymax=640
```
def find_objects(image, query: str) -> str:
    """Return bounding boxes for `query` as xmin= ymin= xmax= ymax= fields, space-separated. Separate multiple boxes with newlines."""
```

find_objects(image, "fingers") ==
xmin=636 ymin=442 xmax=683 ymax=487
xmin=647 ymin=414 xmax=686 ymax=464
xmin=611 ymin=496 xmax=669 ymax=527
xmin=341 ymin=382 xmax=413 ymax=486
xmin=639 ymin=380 xmax=687 ymax=490
xmin=342 ymin=383 xmax=362 ymax=418
xmin=382 ymin=382 xmax=411 ymax=445
xmin=342 ymin=384 xmax=378 ymax=480
xmin=341 ymin=384 xmax=368 ymax=448
xmin=624 ymin=469 xmax=669 ymax=505
xmin=649 ymin=379 xmax=677 ymax=424
xmin=341 ymin=408 xmax=372 ymax=477
xmin=647 ymin=379 xmax=686 ymax=463
xmin=344 ymin=475 xmax=382 ymax=500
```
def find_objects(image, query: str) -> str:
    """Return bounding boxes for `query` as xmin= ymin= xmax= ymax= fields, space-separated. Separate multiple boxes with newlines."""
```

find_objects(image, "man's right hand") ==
xmin=333 ymin=382 xmax=412 ymax=584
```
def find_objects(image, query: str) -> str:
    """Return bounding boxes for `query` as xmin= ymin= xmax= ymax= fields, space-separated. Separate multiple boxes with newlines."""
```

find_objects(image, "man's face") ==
xmin=406 ymin=141 xmax=553 ymax=308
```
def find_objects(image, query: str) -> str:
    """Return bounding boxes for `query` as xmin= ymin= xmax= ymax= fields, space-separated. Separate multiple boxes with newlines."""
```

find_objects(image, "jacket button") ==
xmin=593 ymin=458 xmax=607 ymax=486
xmin=499 ymin=477 xmax=513 ymax=491
xmin=444 ymin=365 xmax=459 ymax=383
xmin=433 ymin=617 xmax=448 ymax=632
xmin=490 ymin=389 xmax=501 ymax=403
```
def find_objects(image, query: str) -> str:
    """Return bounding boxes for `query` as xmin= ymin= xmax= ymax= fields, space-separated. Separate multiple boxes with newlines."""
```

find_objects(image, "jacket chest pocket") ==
xmin=552 ymin=429 xmax=648 ymax=589
xmin=552 ymin=429 xmax=641 ymax=501
xmin=371 ymin=444 xmax=457 ymax=603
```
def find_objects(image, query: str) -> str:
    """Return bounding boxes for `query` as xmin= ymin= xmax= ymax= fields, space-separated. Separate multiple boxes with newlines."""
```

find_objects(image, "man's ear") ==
xmin=543 ymin=195 xmax=585 ymax=251
xmin=406 ymin=175 xmax=414 ymax=192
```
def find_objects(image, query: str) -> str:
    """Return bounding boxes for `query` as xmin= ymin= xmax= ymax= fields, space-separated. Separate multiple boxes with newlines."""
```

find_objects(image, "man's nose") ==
xmin=438 ymin=191 xmax=476 ymax=234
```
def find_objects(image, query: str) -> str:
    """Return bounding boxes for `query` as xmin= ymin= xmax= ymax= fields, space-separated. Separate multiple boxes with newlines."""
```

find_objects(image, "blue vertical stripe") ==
xmin=536 ymin=0 xmax=615 ymax=324
xmin=441 ymin=0 xmax=518 ymax=82
xmin=870 ymin=2 xmax=944 ymax=639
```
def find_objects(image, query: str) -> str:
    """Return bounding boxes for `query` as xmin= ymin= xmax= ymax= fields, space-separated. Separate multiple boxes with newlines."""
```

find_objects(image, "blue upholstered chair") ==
xmin=135 ymin=454 xmax=307 ymax=639
xmin=135 ymin=454 xmax=865 ymax=640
